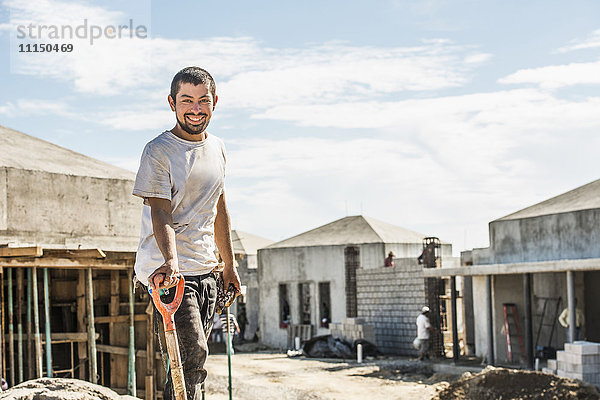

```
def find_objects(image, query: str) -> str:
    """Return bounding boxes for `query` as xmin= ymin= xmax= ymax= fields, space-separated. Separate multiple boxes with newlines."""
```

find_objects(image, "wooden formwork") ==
xmin=0 ymin=246 xmax=164 ymax=399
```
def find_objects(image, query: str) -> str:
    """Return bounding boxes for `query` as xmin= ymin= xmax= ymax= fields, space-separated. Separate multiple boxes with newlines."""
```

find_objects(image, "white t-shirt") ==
xmin=416 ymin=313 xmax=431 ymax=339
xmin=132 ymin=131 xmax=226 ymax=285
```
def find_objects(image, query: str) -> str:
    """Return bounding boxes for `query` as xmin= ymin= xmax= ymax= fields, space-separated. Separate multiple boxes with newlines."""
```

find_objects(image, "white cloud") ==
xmin=226 ymin=88 xmax=600 ymax=250
xmin=0 ymin=99 xmax=75 ymax=117
xmin=5 ymin=0 xmax=490 ymax=103
xmin=556 ymin=28 xmax=600 ymax=53
xmin=499 ymin=61 xmax=600 ymax=89
xmin=96 ymin=107 xmax=173 ymax=131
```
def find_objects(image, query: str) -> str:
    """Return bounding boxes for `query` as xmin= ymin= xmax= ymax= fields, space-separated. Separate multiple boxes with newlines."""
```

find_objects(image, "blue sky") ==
xmin=1 ymin=0 xmax=599 ymax=253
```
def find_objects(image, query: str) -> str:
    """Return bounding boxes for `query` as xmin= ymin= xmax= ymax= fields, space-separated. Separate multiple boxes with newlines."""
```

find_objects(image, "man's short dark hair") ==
xmin=170 ymin=67 xmax=216 ymax=101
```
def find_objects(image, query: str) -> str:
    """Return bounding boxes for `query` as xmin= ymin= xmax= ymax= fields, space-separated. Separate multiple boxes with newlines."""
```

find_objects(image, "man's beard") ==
xmin=176 ymin=113 xmax=210 ymax=136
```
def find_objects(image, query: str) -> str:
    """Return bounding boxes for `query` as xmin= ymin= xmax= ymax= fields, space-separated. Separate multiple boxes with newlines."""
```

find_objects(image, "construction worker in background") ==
xmin=384 ymin=251 xmax=395 ymax=267
xmin=133 ymin=66 xmax=241 ymax=400
xmin=416 ymin=306 xmax=433 ymax=361
xmin=558 ymin=299 xmax=585 ymax=342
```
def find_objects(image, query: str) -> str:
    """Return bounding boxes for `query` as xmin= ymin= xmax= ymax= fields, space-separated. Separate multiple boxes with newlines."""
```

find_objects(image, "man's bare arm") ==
xmin=147 ymin=197 xmax=180 ymax=290
xmin=214 ymin=191 xmax=241 ymax=291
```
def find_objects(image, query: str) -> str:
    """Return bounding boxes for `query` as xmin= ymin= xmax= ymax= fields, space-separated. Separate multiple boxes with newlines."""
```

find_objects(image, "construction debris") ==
xmin=0 ymin=378 xmax=138 ymax=399
xmin=432 ymin=366 xmax=600 ymax=400
xmin=301 ymin=335 xmax=381 ymax=359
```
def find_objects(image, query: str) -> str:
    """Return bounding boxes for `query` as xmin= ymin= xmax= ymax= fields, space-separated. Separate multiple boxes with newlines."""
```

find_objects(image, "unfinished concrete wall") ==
xmin=0 ymin=167 xmax=141 ymax=251
xmin=356 ymin=259 xmax=426 ymax=355
xmin=488 ymin=210 xmax=600 ymax=263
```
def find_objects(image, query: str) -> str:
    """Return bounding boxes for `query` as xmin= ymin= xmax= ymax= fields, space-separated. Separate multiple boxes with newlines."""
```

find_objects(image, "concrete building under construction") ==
xmin=257 ymin=215 xmax=458 ymax=353
xmin=427 ymin=178 xmax=600 ymax=372
xmin=0 ymin=126 xmax=159 ymax=397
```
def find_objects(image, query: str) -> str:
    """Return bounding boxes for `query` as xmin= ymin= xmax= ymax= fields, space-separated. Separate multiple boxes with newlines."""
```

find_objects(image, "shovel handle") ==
xmin=149 ymin=275 xmax=185 ymax=332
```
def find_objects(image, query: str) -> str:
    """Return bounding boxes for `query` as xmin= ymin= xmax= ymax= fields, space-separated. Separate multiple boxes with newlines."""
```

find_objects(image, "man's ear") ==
xmin=168 ymin=94 xmax=176 ymax=111
xmin=212 ymin=95 xmax=218 ymax=111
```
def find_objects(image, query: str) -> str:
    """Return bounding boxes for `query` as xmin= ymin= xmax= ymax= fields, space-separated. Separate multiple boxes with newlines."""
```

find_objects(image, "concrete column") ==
xmin=523 ymin=273 xmax=533 ymax=369
xmin=450 ymin=276 xmax=459 ymax=363
xmin=566 ymin=270 xmax=576 ymax=343
xmin=485 ymin=275 xmax=494 ymax=365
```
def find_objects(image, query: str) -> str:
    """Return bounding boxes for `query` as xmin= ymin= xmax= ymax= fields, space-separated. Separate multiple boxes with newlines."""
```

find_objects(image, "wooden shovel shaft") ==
xmin=150 ymin=278 xmax=187 ymax=400
xmin=165 ymin=330 xmax=187 ymax=400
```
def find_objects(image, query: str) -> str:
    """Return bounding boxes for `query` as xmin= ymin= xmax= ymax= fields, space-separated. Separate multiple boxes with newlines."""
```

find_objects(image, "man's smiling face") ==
xmin=169 ymin=82 xmax=217 ymax=138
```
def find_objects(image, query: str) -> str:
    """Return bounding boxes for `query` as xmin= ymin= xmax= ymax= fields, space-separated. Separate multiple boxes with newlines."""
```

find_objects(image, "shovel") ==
xmin=150 ymin=275 xmax=187 ymax=400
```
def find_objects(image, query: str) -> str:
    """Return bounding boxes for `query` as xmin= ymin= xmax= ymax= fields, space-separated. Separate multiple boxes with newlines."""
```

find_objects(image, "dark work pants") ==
xmin=154 ymin=273 xmax=217 ymax=400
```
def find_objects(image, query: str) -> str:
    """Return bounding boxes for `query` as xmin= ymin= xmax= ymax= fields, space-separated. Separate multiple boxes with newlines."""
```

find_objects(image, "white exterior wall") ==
xmin=258 ymin=245 xmax=346 ymax=348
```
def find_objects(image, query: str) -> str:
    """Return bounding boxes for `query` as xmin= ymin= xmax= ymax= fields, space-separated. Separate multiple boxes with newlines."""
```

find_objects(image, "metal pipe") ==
xmin=8 ymin=268 xmax=15 ymax=386
xmin=43 ymin=268 xmax=52 ymax=377
xmin=127 ymin=271 xmax=137 ymax=396
xmin=523 ymin=273 xmax=533 ymax=369
xmin=16 ymin=268 xmax=23 ymax=383
xmin=566 ymin=270 xmax=576 ymax=343
xmin=485 ymin=275 xmax=495 ymax=366
xmin=32 ymin=267 xmax=42 ymax=378
xmin=226 ymin=308 xmax=233 ymax=400
xmin=450 ymin=276 xmax=459 ymax=363
xmin=27 ymin=268 xmax=33 ymax=380
xmin=86 ymin=268 xmax=98 ymax=384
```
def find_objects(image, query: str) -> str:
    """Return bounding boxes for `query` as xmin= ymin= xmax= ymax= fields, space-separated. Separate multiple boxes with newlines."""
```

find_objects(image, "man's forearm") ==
xmin=151 ymin=207 xmax=178 ymax=264
xmin=215 ymin=193 xmax=234 ymax=267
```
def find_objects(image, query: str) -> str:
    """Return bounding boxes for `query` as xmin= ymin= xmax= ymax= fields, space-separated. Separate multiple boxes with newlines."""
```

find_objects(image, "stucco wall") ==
xmin=0 ymin=167 xmax=141 ymax=251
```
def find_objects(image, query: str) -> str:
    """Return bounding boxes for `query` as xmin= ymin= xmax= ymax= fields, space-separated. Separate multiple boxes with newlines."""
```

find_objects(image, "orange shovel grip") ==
xmin=150 ymin=276 xmax=185 ymax=332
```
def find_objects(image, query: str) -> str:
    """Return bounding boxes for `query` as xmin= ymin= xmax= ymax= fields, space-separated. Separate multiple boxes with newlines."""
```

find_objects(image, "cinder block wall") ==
xmin=356 ymin=258 xmax=427 ymax=355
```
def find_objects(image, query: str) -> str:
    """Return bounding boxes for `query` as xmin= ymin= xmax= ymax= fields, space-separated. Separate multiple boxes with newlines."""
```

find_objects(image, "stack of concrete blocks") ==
xmin=355 ymin=259 xmax=426 ymax=355
xmin=329 ymin=318 xmax=376 ymax=344
xmin=543 ymin=341 xmax=600 ymax=387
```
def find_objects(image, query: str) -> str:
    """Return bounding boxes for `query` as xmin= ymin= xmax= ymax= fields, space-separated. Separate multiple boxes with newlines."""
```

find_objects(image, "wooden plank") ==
xmin=109 ymin=270 xmax=120 ymax=388
xmin=0 ymin=257 xmax=133 ymax=270
xmin=76 ymin=270 xmax=86 ymax=380
xmin=94 ymin=314 xmax=147 ymax=324
xmin=0 ymin=246 xmax=43 ymax=258
xmin=3 ymin=332 xmax=98 ymax=343
xmin=44 ymin=249 xmax=107 ymax=259
xmin=96 ymin=343 xmax=162 ymax=360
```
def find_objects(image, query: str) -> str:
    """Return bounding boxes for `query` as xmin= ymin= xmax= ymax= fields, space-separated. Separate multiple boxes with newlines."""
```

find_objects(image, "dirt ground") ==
xmin=203 ymin=353 xmax=448 ymax=400
xmin=433 ymin=367 xmax=600 ymax=400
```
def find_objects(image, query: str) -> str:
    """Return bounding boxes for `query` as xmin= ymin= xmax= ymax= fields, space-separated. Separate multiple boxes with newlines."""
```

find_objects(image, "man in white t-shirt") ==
xmin=416 ymin=306 xmax=432 ymax=361
xmin=133 ymin=66 xmax=241 ymax=400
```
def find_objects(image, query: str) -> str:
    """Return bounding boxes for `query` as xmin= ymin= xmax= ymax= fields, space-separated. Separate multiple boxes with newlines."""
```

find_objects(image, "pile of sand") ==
xmin=433 ymin=367 xmax=600 ymax=400
xmin=0 ymin=378 xmax=138 ymax=400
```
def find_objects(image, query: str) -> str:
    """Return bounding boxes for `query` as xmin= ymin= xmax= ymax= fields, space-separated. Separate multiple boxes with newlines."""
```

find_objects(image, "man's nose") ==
xmin=190 ymin=102 xmax=201 ymax=112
